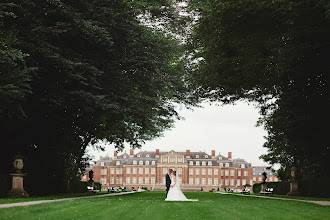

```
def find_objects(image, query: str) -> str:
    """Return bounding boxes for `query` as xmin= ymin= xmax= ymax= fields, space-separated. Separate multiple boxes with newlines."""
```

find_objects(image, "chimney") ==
xmin=228 ymin=152 xmax=232 ymax=160
xmin=114 ymin=151 xmax=117 ymax=159
xmin=130 ymin=149 xmax=134 ymax=158
xmin=212 ymin=150 xmax=215 ymax=159
xmin=156 ymin=149 xmax=159 ymax=158
xmin=186 ymin=150 xmax=190 ymax=158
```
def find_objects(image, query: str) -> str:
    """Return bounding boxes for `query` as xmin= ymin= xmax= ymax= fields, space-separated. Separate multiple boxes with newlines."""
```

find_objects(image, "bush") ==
xmin=253 ymin=181 xmax=290 ymax=195
xmin=0 ymin=174 xmax=11 ymax=197
xmin=93 ymin=182 xmax=102 ymax=190
xmin=299 ymin=177 xmax=330 ymax=198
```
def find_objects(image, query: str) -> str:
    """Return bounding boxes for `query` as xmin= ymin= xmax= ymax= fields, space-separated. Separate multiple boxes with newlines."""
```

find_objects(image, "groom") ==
xmin=165 ymin=169 xmax=173 ymax=198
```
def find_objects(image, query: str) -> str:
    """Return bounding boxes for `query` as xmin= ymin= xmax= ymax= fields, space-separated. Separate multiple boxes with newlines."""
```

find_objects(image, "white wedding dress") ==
xmin=165 ymin=173 xmax=198 ymax=201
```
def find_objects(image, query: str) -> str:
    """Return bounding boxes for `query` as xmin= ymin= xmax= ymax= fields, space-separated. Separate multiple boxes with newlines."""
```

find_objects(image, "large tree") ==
xmin=0 ymin=0 xmax=192 ymax=194
xmin=187 ymin=0 xmax=330 ymax=179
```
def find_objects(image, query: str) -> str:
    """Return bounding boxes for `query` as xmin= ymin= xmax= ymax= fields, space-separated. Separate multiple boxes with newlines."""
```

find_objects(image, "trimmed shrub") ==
xmin=94 ymin=182 xmax=102 ymax=190
xmin=299 ymin=177 xmax=330 ymax=198
xmin=0 ymin=174 xmax=11 ymax=197
xmin=253 ymin=181 xmax=290 ymax=195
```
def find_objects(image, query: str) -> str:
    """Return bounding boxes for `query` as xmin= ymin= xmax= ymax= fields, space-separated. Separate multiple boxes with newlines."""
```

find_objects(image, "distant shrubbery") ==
xmin=253 ymin=181 xmax=290 ymax=195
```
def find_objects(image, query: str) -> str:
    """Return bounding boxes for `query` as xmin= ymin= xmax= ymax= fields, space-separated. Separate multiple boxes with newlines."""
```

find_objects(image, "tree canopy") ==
xmin=187 ymin=0 xmax=330 ymax=180
xmin=0 ymin=0 xmax=192 ymax=194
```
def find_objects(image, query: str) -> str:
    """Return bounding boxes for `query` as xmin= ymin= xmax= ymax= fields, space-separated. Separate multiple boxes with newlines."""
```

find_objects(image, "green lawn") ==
xmin=0 ymin=191 xmax=329 ymax=220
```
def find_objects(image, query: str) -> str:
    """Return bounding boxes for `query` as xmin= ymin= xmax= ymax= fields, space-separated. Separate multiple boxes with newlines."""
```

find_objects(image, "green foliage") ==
xmin=93 ymin=182 xmax=102 ymax=191
xmin=0 ymin=174 xmax=10 ymax=197
xmin=299 ymin=177 xmax=330 ymax=198
xmin=0 ymin=0 xmax=191 ymax=195
xmin=187 ymin=0 xmax=330 ymax=180
xmin=253 ymin=181 xmax=290 ymax=195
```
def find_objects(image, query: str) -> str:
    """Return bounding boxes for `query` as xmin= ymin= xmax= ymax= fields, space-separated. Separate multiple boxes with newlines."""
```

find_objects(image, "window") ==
xmin=163 ymin=158 xmax=168 ymax=162
xmin=83 ymin=175 xmax=86 ymax=179
xmin=139 ymin=168 xmax=143 ymax=174
xmin=208 ymin=161 xmax=212 ymax=166
xmin=259 ymin=172 xmax=261 ymax=175
xmin=178 ymin=168 xmax=182 ymax=174
xmin=189 ymin=169 xmax=193 ymax=175
xmin=242 ymin=179 xmax=246 ymax=186
xmin=253 ymin=168 xmax=255 ymax=170
xmin=221 ymin=170 xmax=224 ymax=176
xmin=145 ymin=168 xmax=149 ymax=174
xmin=133 ymin=168 xmax=137 ymax=174
xmin=139 ymin=177 xmax=143 ymax=184
xmin=170 ymin=157 xmax=175 ymax=162
xmin=225 ymin=170 xmax=229 ymax=176
xmin=202 ymin=169 xmax=206 ymax=175
xmin=202 ymin=178 xmax=206 ymax=185
xmin=220 ymin=163 xmax=223 ymax=167
xmin=133 ymin=160 xmax=137 ymax=165
xmin=196 ymin=161 xmax=200 ymax=166
xmin=163 ymin=168 xmax=167 ymax=174
xmin=196 ymin=169 xmax=200 ymax=175
xmin=270 ymin=172 xmax=273 ymax=176
xmin=152 ymin=161 xmax=156 ymax=165
xmin=151 ymin=177 xmax=155 ymax=184
xmin=126 ymin=168 xmax=131 ymax=174
xmin=208 ymin=178 xmax=212 ymax=185
xmin=253 ymin=177 xmax=256 ymax=181
xmin=189 ymin=178 xmax=193 ymax=185
xmin=202 ymin=161 xmax=206 ymax=166
xmin=163 ymin=177 xmax=166 ymax=185
xmin=214 ymin=178 xmax=218 ymax=185
xmin=116 ymin=168 xmax=120 ymax=174
xmin=101 ymin=162 xmax=104 ymax=166
xmin=221 ymin=179 xmax=224 ymax=186
xmin=126 ymin=177 xmax=130 ymax=184
xmin=133 ymin=177 xmax=137 ymax=184
xmin=214 ymin=169 xmax=218 ymax=175
xmin=196 ymin=155 xmax=199 ymax=158
xmin=259 ymin=177 xmax=262 ymax=181
xmin=146 ymin=154 xmax=149 ymax=158
xmin=116 ymin=161 xmax=120 ymax=165
xmin=238 ymin=171 xmax=241 ymax=176
xmin=137 ymin=154 xmax=140 ymax=158
xmin=241 ymin=164 xmax=246 ymax=168
xmin=111 ymin=168 xmax=114 ymax=174
xmin=195 ymin=178 xmax=200 ymax=184
xmin=101 ymin=178 xmax=106 ymax=184
xmin=145 ymin=161 xmax=149 ymax=165
xmin=151 ymin=168 xmax=155 ymax=174
xmin=189 ymin=161 xmax=193 ymax=165
xmin=225 ymin=163 xmax=229 ymax=167
xmin=145 ymin=178 xmax=149 ymax=184
xmin=178 ymin=158 xmax=183 ymax=162
xmin=269 ymin=177 xmax=273 ymax=181
xmin=219 ymin=157 xmax=222 ymax=160
xmin=244 ymin=171 xmax=248 ymax=176
xmin=230 ymin=179 xmax=234 ymax=186
xmin=110 ymin=177 xmax=114 ymax=184
xmin=230 ymin=170 xmax=234 ymax=176
xmin=205 ymin=155 xmax=208 ymax=158
xmin=123 ymin=155 xmax=126 ymax=159
xmin=116 ymin=177 xmax=119 ymax=184
xmin=225 ymin=179 xmax=228 ymax=186
xmin=101 ymin=169 xmax=107 ymax=175
xmin=237 ymin=179 xmax=240 ymax=186
xmin=275 ymin=177 xmax=278 ymax=181
xmin=139 ymin=161 xmax=143 ymax=165
xmin=208 ymin=169 xmax=212 ymax=175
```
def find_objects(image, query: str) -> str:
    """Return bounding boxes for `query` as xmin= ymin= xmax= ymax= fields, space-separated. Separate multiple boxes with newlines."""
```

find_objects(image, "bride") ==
xmin=165 ymin=170 xmax=198 ymax=201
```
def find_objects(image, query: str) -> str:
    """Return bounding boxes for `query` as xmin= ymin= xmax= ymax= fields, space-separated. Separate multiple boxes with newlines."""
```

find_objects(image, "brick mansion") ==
xmin=82 ymin=149 xmax=279 ymax=191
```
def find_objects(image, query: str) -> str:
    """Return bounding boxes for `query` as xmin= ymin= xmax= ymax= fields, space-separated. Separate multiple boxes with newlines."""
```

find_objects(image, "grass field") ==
xmin=0 ymin=191 xmax=329 ymax=220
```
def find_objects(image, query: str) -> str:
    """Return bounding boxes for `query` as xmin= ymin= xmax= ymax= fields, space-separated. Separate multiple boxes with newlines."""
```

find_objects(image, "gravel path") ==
xmin=0 ymin=192 xmax=136 ymax=209
xmin=215 ymin=192 xmax=330 ymax=206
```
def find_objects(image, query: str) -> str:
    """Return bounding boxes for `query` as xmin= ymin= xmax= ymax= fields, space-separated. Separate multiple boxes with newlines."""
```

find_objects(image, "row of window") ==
xmin=101 ymin=168 xmax=157 ymax=175
xmin=253 ymin=172 xmax=273 ymax=176
xmin=253 ymin=176 xmax=278 ymax=182
xmin=188 ymin=168 xmax=248 ymax=176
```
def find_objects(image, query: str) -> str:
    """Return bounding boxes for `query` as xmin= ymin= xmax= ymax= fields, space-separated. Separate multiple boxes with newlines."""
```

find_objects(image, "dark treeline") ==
xmin=187 ymin=0 xmax=330 ymax=180
xmin=0 ymin=0 xmax=194 ymax=195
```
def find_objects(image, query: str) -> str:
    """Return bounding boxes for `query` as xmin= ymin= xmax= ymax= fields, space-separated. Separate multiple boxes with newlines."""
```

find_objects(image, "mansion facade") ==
xmin=82 ymin=149 xmax=279 ymax=191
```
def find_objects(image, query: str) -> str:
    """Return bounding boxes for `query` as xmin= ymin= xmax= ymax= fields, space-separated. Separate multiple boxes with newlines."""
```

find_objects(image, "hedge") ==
xmin=253 ymin=181 xmax=290 ymax=195
xmin=0 ymin=174 xmax=11 ymax=197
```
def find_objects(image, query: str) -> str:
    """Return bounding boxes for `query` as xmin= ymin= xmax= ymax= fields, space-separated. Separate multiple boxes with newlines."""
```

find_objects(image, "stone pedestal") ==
xmin=260 ymin=183 xmax=267 ymax=193
xmin=287 ymin=180 xmax=300 ymax=196
xmin=8 ymin=174 xmax=29 ymax=198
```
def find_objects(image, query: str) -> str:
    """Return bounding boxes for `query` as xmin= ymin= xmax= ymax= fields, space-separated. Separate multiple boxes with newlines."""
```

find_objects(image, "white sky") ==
xmin=87 ymin=101 xmax=271 ymax=167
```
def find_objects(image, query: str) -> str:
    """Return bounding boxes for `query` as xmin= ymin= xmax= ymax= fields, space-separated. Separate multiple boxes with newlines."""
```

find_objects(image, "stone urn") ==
xmin=287 ymin=167 xmax=300 ymax=196
xmin=260 ymin=172 xmax=267 ymax=193
xmin=8 ymin=155 xmax=29 ymax=197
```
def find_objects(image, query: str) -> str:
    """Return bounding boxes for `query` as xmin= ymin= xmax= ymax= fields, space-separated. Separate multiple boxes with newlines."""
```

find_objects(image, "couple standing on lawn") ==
xmin=164 ymin=168 xmax=198 ymax=201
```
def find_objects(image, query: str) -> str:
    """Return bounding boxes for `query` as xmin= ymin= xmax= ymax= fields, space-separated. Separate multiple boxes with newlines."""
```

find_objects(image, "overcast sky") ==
xmin=87 ymin=101 xmax=271 ymax=167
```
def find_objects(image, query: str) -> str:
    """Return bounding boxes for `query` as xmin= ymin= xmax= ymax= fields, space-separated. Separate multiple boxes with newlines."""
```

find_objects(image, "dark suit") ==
xmin=165 ymin=173 xmax=171 ymax=198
